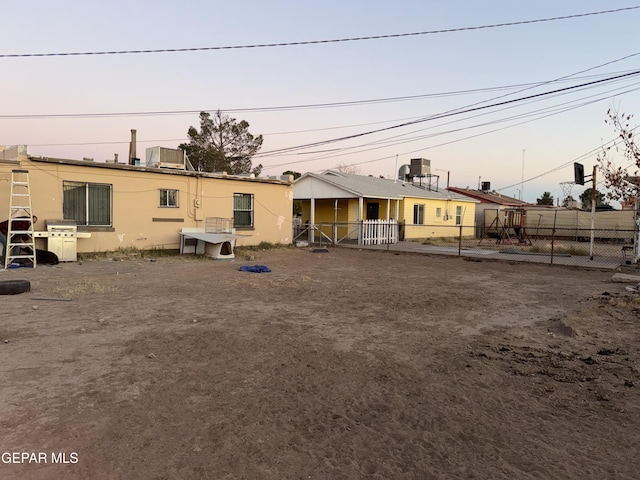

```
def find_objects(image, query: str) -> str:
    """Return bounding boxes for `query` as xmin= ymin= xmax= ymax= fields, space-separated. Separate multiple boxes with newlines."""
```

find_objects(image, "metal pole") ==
xmin=551 ymin=210 xmax=557 ymax=265
xmin=394 ymin=154 xmax=398 ymax=183
xmin=589 ymin=165 xmax=596 ymax=260
xmin=521 ymin=149 xmax=525 ymax=201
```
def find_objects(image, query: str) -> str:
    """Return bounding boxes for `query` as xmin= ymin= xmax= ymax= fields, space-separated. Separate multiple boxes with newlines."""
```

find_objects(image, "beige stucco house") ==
xmin=0 ymin=146 xmax=293 ymax=256
xmin=293 ymin=171 xmax=477 ymax=244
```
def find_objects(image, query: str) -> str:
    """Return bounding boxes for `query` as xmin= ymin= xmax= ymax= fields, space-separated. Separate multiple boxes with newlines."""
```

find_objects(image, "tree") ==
xmin=334 ymin=163 xmax=361 ymax=175
xmin=598 ymin=107 xmax=640 ymax=203
xmin=283 ymin=170 xmax=301 ymax=180
xmin=562 ymin=195 xmax=576 ymax=208
xmin=179 ymin=110 xmax=263 ymax=175
xmin=284 ymin=171 xmax=303 ymax=215
xmin=536 ymin=191 xmax=554 ymax=206
xmin=579 ymin=188 xmax=607 ymax=211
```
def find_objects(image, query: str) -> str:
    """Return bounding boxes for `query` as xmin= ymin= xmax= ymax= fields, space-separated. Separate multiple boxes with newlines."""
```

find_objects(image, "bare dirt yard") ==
xmin=1 ymin=246 xmax=640 ymax=479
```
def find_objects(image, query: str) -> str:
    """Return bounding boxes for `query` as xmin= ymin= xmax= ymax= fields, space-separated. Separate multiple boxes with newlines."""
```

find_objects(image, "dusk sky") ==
xmin=2 ymin=1 xmax=640 ymax=204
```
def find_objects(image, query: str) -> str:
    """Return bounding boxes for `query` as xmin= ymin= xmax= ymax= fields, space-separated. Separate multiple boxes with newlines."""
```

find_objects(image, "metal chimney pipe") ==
xmin=129 ymin=129 xmax=137 ymax=165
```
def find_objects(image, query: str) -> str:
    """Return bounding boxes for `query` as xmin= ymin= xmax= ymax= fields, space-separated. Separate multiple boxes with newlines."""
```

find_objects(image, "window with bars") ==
xmin=63 ymin=181 xmax=112 ymax=226
xmin=233 ymin=193 xmax=254 ymax=228
xmin=413 ymin=204 xmax=425 ymax=225
xmin=159 ymin=189 xmax=178 ymax=207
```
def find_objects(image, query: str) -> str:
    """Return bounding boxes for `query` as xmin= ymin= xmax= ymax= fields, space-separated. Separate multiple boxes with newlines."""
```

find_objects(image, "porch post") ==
xmin=334 ymin=199 xmax=338 ymax=244
xmin=358 ymin=197 xmax=364 ymax=245
xmin=395 ymin=200 xmax=400 ymax=243
xmin=310 ymin=198 xmax=316 ymax=243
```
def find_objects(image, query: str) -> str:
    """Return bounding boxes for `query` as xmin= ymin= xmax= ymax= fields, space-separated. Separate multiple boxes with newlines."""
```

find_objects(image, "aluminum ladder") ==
xmin=5 ymin=169 xmax=36 ymax=269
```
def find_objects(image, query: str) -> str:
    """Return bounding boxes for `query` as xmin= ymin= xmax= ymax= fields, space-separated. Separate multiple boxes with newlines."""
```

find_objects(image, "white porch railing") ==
xmin=361 ymin=219 xmax=398 ymax=245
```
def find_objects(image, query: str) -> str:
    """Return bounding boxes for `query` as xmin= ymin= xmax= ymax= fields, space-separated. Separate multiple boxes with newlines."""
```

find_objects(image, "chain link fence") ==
xmin=294 ymin=220 xmax=637 ymax=268
xmin=408 ymin=223 xmax=636 ymax=268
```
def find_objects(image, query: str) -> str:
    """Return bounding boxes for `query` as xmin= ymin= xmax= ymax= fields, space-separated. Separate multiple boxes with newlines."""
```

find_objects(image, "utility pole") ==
xmin=589 ymin=165 xmax=597 ymax=260
xmin=394 ymin=154 xmax=398 ymax=183
xmin=521 ymin=149 xmax=525 ymax=201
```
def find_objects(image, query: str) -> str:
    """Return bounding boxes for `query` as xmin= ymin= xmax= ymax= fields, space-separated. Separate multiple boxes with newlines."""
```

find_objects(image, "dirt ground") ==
xmin=1 ymin=247 xmax=640 ymax=479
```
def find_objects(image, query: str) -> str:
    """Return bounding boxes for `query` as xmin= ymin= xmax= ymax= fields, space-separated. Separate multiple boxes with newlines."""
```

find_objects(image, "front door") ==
xmin=366 ymin=202 xmax=379 ymax=220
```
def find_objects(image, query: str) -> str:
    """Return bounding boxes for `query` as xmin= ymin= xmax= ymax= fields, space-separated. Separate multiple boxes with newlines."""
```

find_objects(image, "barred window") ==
xmin=234 ymin=193 xmax=254 ymax=228
xmin=63 ymin=181 xmax=112 ymax=226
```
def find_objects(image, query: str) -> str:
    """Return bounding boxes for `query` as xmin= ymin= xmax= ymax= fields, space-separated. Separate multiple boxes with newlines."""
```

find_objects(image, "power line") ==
xmin=496 ymin=126 xmax=640 ymax=194
xmin=264 ymin=85 xmax=640 ymax=171
xmin=16 ymin=70 xmax=640 ymax=155
xmin=290 ymin=85 xmax=640 ymax=166
xmin=3 ymin=69 xmax=636 ymax=121
xmin=1 ymin=6 xmax=638 ymax=58
xmin=253 ymin=70 xmax=640 ymax=158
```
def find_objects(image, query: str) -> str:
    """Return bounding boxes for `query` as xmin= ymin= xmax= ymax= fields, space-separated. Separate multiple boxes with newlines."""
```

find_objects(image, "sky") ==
xmin=2 ymin=1 xmax=640 ymax=204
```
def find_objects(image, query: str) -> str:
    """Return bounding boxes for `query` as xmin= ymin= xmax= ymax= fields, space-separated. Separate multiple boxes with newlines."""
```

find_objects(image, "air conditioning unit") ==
xmin=146 ymin=146 xmax=187 ymax=170
xmin=409 ymin=158 xmax=431 ymax=176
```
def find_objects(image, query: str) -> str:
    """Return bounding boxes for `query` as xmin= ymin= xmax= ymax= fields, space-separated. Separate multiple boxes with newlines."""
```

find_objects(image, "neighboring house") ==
xmin=447 ymin=186 xmax=636 ymax=242
xmin=0 ymin=145 xmax=293 ymax=255
xmin=293 ymin=171 xmax=477 ymax=244
xmin=446 ymin=186 xmax=531 ymax=236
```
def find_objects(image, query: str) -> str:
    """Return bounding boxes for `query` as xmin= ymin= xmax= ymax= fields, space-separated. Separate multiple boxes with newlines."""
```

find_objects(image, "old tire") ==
xmin=0 ymin=280 xmax=31 ymax=295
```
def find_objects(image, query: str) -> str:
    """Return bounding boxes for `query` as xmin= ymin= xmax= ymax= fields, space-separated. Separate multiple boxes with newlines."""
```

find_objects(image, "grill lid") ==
xmin=46 ymin=219 xmax=77 ymax=231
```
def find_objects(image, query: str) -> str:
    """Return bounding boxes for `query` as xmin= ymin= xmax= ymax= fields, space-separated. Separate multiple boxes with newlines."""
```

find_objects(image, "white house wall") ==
xmin=293 ymin=176 xmax=355 ymax=200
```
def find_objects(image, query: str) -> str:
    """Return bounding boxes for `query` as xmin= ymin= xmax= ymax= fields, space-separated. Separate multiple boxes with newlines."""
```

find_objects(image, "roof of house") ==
xmin=25 ymin=155 xmax=292 ymax=185
xmin=446 ymin=187 xmax=530 ymax=206
xmin=295 ymin=171 xmax=479 ymax=202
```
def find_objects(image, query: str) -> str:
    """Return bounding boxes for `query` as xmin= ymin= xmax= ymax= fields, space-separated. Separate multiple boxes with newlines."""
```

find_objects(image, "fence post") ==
xmin=551 ymin=210 xmax=557 ymax=265
xmin=458 ymin=224 xmax=463 ymax=256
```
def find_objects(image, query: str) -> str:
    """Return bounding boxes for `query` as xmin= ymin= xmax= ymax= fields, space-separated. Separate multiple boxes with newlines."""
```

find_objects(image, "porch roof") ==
xmin=294 ymin=171 xmax=478 ymax=202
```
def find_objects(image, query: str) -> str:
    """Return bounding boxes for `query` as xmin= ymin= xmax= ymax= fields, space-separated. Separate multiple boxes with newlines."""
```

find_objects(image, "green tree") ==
xmin=536 ymin=191 xmax=554 ymax=205
xmin=579 ymin=188 xmax=607 ymax=211
xmin=179 ymin=110 xmax=263 ymax=175
xmin=283 ymin=170 xmax=301 ymax=180
xmin=561 ymin=195 xmax=576 ymax=208
xmin=284 ymin=171 xmax=303 ymax=215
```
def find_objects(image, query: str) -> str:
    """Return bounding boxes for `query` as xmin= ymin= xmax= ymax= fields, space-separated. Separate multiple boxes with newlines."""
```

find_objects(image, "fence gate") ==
xmin=361 ymin=219 xmax=398 ymax=245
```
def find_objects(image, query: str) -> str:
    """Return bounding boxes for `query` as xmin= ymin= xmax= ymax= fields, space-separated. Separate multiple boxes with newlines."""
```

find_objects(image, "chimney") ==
xmin=129 ymin=129 xmax=137 ymax=165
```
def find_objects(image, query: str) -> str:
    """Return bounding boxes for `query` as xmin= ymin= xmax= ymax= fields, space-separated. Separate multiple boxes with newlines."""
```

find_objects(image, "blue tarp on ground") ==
xmin=239 ymin=265 xmax=271 ymax=273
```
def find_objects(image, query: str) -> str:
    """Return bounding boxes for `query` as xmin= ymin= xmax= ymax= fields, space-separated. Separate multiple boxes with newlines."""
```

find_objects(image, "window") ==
xmin=234 ymin=193 xmax=254 ymax=228
xmin=63 ymin=181 xmax=112 ymax=226
xmin=436 ymin=207 xmax=442 ymax=218
xmin=456 ymin=206 xmax=462 ymax=225
xmin=413 ymin=204 xmax=425 ymax=225
xmin=159 ymin=189 xmax=179 ymax=207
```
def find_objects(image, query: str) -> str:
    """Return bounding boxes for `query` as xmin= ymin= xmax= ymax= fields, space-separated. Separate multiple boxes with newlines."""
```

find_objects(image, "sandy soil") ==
xmin=1 ymin=247 xmax=639 ymax=479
